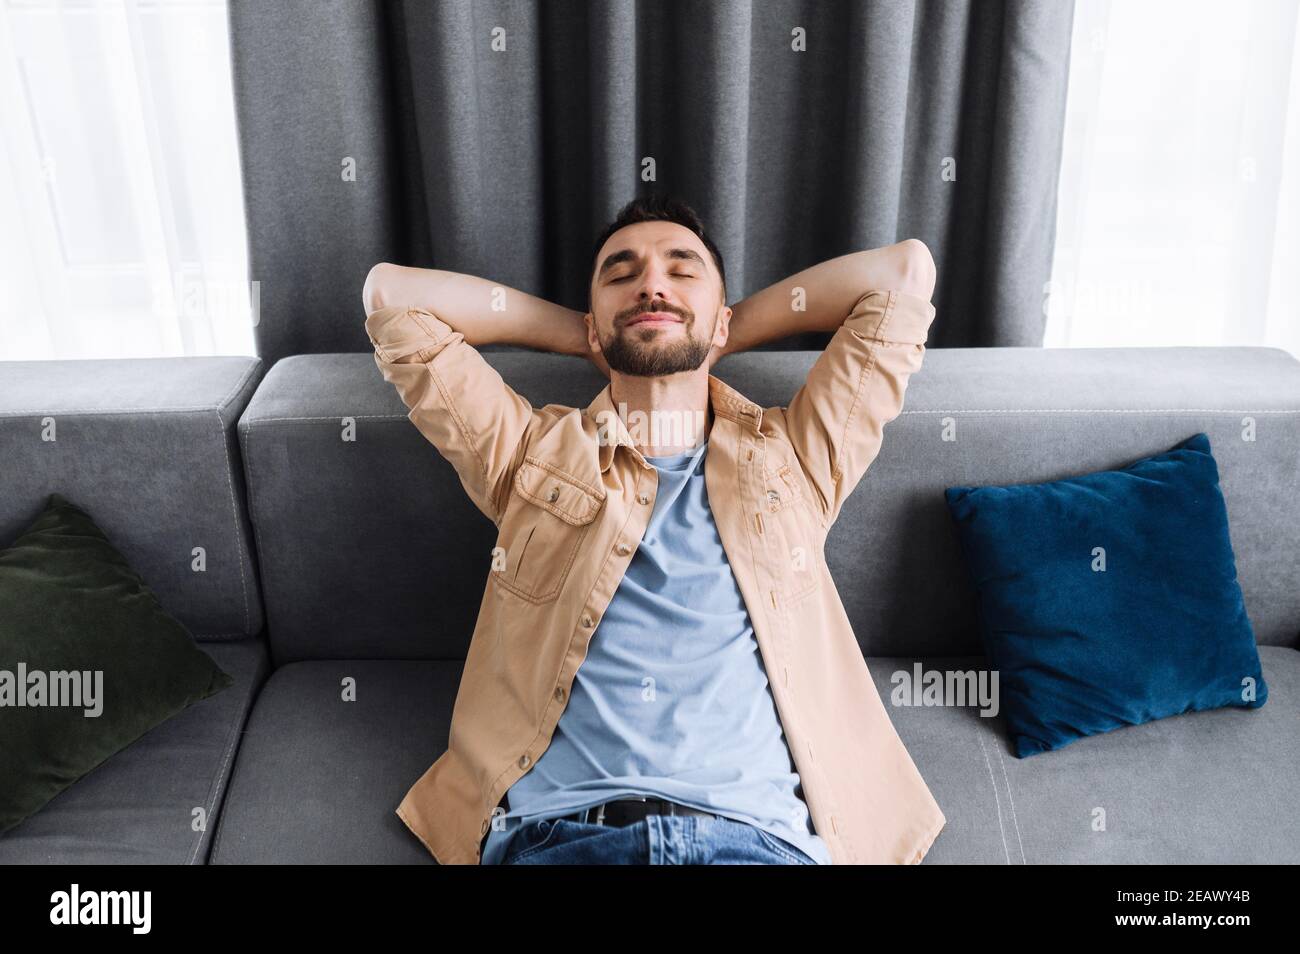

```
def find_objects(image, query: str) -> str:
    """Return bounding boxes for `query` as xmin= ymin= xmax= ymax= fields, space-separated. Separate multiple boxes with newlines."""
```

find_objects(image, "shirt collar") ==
xmin=584 ymin=374 xmax=765 ymax=473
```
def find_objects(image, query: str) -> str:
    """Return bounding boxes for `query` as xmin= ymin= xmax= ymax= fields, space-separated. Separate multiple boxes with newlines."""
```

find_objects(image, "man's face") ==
xmin=586 ymin=221 xmax=729 ymax=377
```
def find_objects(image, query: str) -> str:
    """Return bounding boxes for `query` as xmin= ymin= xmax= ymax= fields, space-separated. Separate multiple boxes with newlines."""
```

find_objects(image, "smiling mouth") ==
xmin=626 ymin=312 xmax=683 ymax=327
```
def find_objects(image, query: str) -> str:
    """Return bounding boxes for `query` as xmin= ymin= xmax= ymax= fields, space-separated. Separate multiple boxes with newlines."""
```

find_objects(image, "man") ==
xmin=362 ymin=195 xmax=945 ymax=865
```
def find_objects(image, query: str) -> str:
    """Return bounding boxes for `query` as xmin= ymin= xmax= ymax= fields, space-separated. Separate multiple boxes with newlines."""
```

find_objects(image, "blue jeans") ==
xmin=501 ymin=813 xmax=820 ymax=865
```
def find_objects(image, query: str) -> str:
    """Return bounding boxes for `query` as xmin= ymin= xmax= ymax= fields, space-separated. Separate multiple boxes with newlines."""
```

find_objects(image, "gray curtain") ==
xmin=228 ymin=0 xmax=1075 ymax=365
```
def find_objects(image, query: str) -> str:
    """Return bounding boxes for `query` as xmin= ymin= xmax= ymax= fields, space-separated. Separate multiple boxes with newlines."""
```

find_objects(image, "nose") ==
xmin=633 ymin=258 xmax=678 ymax=304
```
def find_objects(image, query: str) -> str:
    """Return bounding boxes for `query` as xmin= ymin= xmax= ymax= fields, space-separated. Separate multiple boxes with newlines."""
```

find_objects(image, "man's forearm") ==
xmin=722 ymin=241 xmax=935 ymax=356
xmin=362 ymin=263 xmax=589 ymax=357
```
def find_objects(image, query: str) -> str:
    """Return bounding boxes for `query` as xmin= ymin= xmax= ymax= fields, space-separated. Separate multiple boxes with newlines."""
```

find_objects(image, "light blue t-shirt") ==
xmin=480 ymin=438 xmax=832 ymax=865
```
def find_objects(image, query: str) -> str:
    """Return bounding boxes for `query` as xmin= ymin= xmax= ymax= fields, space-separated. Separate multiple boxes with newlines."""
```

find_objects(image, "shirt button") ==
xmin=547 ymin=486 xmax=560 ymax=502
xmin=616 ymin=542 xmax=631 ymax=555
xmin=581 ymin=613 xmax=594 ymax=627
xmin=554 ymin=685 xmax=566 ymax=702
xmin=637 ymin=493 xmax=650 ymax=505
xmin=518 ymin=754 xmax=531 ymax=769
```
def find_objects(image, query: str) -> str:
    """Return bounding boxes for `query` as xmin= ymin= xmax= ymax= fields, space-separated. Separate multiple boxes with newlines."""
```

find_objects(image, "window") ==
xmin=0 ymin=0 xmax=254 ymax=360
xmin=1048 ymin=0 xmax=1300 ymax=358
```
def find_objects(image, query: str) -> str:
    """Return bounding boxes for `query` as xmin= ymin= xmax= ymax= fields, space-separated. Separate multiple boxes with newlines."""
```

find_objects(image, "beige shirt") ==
xmin=365 ymin=287 xmax=946 ymax=864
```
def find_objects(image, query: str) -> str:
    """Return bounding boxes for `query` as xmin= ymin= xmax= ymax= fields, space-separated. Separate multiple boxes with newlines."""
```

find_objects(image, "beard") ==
xmin=600 ymin=315 xmax=713 ymax=377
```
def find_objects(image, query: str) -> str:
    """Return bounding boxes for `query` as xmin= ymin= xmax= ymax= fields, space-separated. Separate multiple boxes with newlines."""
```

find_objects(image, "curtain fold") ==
xmin=228 ymin=0 xmax=1075 ymax=364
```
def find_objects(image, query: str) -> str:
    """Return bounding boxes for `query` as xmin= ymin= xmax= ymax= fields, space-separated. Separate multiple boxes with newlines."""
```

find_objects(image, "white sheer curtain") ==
xmin=0 ymin=0 xmax=254 ymax=361
xmin=1047 ymin=0 xmax=1300 ymax=359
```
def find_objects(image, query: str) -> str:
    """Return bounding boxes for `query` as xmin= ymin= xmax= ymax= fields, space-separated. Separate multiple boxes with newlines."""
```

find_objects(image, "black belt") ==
xmin=561 ymin=795 xmax=721 ymax=827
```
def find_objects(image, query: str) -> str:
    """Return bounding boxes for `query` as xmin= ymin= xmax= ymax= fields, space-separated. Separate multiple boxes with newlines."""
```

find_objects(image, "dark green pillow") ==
xmin=0 ymin=493 xmax=233 ymax=834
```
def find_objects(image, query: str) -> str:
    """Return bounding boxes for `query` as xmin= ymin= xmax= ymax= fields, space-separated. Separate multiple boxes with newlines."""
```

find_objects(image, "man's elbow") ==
xmin=893 ymin=239 xmax=937 ymax=301
xmin=362 ymin=262 xmax=395 ymax=315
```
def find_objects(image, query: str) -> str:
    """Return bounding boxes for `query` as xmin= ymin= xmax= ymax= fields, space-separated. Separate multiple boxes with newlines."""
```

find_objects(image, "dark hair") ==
xmin=588 ymin=194 xmax=726 ymax=308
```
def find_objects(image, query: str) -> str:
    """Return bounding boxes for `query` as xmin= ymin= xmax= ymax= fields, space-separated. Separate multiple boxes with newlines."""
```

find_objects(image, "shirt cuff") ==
xmin=365 ymin=305 xmax=455 ymax=364
xmin=843 ymin=289 xmax=936 ymax=346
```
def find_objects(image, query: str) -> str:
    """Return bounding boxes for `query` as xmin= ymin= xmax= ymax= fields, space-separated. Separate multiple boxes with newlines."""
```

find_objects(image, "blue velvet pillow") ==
xmin=944 ymin=432 xmax=1267 ymax=757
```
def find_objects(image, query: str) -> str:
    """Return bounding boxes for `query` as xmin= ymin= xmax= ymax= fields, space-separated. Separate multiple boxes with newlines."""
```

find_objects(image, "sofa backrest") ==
xmin=241 ymin=346 xmax=1300 ymax=664
xmin=0 ymin=356 xmax=265 ymax=641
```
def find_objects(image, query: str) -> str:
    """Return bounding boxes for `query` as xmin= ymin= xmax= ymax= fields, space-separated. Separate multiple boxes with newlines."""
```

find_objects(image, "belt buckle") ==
xmin=595 ymin=795 xmax=649 ymax=826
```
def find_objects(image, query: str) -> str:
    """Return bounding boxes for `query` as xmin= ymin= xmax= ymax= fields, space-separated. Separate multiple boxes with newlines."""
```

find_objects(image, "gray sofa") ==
xmin=2 ymin=345 xmax=1297 ymax=864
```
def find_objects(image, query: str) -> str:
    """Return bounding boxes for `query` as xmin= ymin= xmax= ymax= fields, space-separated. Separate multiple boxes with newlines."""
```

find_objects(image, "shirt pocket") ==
xmin=492 ymin=457 xmax=605 ymax=603
xmin=762 ymin=463 xmax=822 ymax=605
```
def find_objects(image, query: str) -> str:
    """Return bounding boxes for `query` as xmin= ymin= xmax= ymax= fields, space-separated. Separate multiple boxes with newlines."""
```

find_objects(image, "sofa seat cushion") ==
xmin=210 ymin=660 xmax=463 ymax=864
xmin=0 ymin=637 xmax=267 ymax=863
xmin=208 ymin=647 xmax=1298 ymax=865
xmin=895 ymin=646 xmax=1300 ymax=863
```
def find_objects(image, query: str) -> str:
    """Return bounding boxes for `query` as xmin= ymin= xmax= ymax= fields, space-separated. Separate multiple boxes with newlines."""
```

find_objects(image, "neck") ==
xmin=608 ymin=367 xmax=713 ymax=456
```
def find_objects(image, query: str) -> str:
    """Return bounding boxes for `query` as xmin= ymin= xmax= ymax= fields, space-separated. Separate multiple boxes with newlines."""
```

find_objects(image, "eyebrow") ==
xmin=596 ymin=246 xmax=707 ymax=279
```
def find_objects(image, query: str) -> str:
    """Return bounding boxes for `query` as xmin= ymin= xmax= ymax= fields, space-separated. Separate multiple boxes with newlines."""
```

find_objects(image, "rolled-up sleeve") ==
xmin=783 ymin=288 xmax=935 ymax=526
xmin=365 ymin=305 xmax=539 ymax=526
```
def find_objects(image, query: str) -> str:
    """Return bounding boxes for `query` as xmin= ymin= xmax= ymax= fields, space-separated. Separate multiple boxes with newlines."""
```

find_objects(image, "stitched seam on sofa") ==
xmin=833 ymin=290 xmax=893 ymax=502
xmin=245 ymin=414 xmax=412 ymax=423
xmin=188 ymin=670 xmax=250 ymax=865
xmin=243 ymin=409 xmax=1300 ymax=427
xmin=9 ymin=406 xmax=1299 ymax=420
xmin=993 ymin=740 xmax=1027 ymax=864
xmin=238 ymin=421 xmax=275 ymax=657
xmin=976 ymin=727 xmax=1012 ymax=865
xmin=209 ymin=810 xmax=225 ymax=861
xmin=215 ymin=409 xmax=251 ymax=636
xmin=0 ymin=407 xmax=253 ymax=417
xmin=215 ymin=360 xmax=263 ymax=414
xmin=208 ymin=748 xmax=234 ymax=860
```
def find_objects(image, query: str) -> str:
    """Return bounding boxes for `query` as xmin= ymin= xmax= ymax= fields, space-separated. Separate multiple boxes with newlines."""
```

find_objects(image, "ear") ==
xmin=585 ymin=312 xmax=602 ymax=354
xmin=705 ymin=306 xmax=732 ymax=370
xmin=712 ymin=305 xmax=732 ymax=349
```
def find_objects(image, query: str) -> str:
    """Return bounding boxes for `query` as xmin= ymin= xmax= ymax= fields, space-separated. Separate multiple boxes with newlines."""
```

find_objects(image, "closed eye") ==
xmin=611 ymin=273 xmax=695 ymax=282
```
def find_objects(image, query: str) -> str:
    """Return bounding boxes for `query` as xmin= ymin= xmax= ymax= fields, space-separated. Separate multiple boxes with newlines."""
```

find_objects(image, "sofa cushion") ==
xmin=0 ymin=637 xmax=268 ymax=863
xmin=944 ymin=431 xmax=1267 ymax=757
xmin=209 ymin=659 xmax=461 ymax=863
xmin=0 ymin=356 xmax=265 ymax=640
xmin=898 ymin=646 xmax=1300 ymax=863
xmin=208 ymin=646 xmax=1298 ymax=865
xmin=238 ymin=348 xmax=1300 ymax=663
